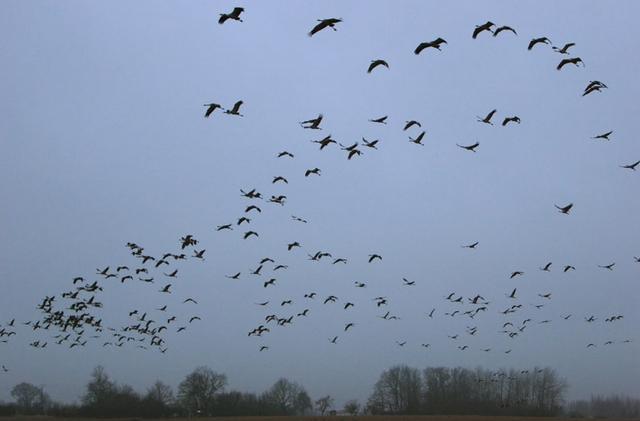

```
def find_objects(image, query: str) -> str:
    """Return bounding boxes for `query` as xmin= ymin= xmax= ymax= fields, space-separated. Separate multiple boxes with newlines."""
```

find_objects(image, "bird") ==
xmin=300 ymin=114 xmax=323 ymax=129
xmin=598 ymin=263 xmax=615 ymax=271
xmin=189 ymin=316 xmax=201 ymax=323
xmin=308 ymin=18 xmax=342 ymax=37
xmin=369 ymin=115 xmax=388 ymax=124
xmin=226 ymin=272 xmax=241 ymax=280
xmin=183 ymin=298 xmax=198 ymax=304
xmin=312 ymin=135 xmax=337 ymax=150
xmin=164 ymin=270 xmax=178 ymax=278
xmin=329 ymin=336 xmax=338 ymax=344
xmin=203 ymin=103 xmax=222 ymax=117
xmin=193 ymin=249 xmax=205 ymax=259
xmin=477 ymin=109 xmax=497 ymax=125
xmin=344 ymin=323 xmax=354 ymax=331
xmin=462 ymin=242 xmax=479 ymax=249
xmin=620 ymin=160 xmax=640 ymax=171
xmin=243 ymin=231 xmax=259 ymax=239
xmin=502 ymin=116 xmax=521 ymax=126
xmin=510 ymin=271 xmax=524 ymax=279
xmin=403 ymin=120 xmax=421 ymax=131
xmin=218 ymin=7 xmax=244 ymax=24
xmin=557 ymin=57 xmax=584 ymax=70
xmin=457 ymin=142 xmax=479 ymax=152
xmin=563 ymin=265 xmax=576 ymax=272
xmin=287 ymin=242 xmax=301 ymax=251
xmin=263 ymin=278 xmax=276 ymax=288
xmin=528 ymin=37 xmax=551 ymax=50
xmin=368 ymin=59 xmax=389 ymax=73
xmin=344 ymin=302 xmax=354 ymax=309
xmin=583 ymin=80 xmax=608 ymax=96
xmin=409 ymin=131 xmax=426 ymax=146
xmin=361 ymin=138 xmax=379 ymax=149
xmin=427 ymin=309 xmax=435 ymax=318
xmin=159 ymin=284 xmax=172 ymax=293
xmin=493 ymin=26 xmax=517 ymax=36
xmin=305 ymin=168 xmax=321 ymax=177
xmin=259 ymin=346 xmax=269 ymax=352
xmin=555 ymin=203 xmax=573 ymax=214
xmin=224 ymin=101 xmax=244 ymax=116
xmin=354 ymin=281 xmax=366 ymax=288
xmin=347 ymin=149 xmax=362 ymax=160
xmin=277 ymin=151 xmax=294 ymax=158
xmin=540 ymin=262 xmax=552 ymax=272
xmin=414 ymin=38 xmax=447 ymax=54
xmin=508 ymin=288 xmax=517 ymax=299
xmin=396 ymin=341 xmax=407 ymax=347
xmin=472 ymin=21 xmax=495 ymax=39
xmin=402 ymin=278 xmax=415 ymax=286
xmin=332 ymin=258 xmax=347 ymax=264
xmin=245 ymin=205 xmax=261 ymax=213
xmin=272 ymin=176 xmax=288 ymax=184
xmin=553 ymin=42 xmax=575 ymax=54
xmin=592 ymin=131 xmax=613 ymax=141
xmin=368 ymin=254 xmax=382 ymax=263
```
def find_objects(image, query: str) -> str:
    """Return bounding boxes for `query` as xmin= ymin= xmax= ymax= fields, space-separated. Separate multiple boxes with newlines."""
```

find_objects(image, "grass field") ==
xmin=4 ymin=416 xmax=640 ymax=421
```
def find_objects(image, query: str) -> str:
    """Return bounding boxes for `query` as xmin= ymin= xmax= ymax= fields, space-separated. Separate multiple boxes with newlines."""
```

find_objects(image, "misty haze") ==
xmin=1 ymin=1 xmax=639 ymax=420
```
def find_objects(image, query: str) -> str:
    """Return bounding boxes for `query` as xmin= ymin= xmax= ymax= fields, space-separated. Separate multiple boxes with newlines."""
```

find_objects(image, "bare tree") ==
xmin=367 ymin=365 xmax=422 ymax=414
xmin=344 ymin=399 xmax=360 ymax=415
xmin=178 ymin=366 xmax=227 ymax=416
xmin=11 ymin=383 xmax=49 ymax=414
xmin=261 ymin=378 xmax=312 ymax=415
xmin=315 ymin=395 xmax=334 ymax=415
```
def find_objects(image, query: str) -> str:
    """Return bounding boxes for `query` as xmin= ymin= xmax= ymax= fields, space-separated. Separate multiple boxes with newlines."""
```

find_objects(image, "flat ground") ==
xmin=5 ymin=416 xmax=640 ymax=421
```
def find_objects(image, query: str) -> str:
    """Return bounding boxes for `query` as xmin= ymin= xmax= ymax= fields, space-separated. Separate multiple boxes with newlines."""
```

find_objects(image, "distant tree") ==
xmin=82 ymin=365 xmax=116 ymax=408
xmin=315 ymin=395 xmax=334 ymax=415
xmin=146 ymin=380 xmax=174 ymax=405
xmin=261 ymin=378 xmax=312 ymax=415
xmin=367 ymin=365 xmax=422 ymax=414
xmin=178 ymin=366 xmax=227 ymax=416
xmin=344 ymin=399 xmax=360 ymax=415
xmin=11 ymin=382 xmax=49 ymax=414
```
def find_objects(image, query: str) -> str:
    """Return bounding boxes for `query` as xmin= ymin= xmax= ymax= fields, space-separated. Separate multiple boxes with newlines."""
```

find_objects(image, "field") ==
xmin=5 ymin=416 xmax=640 ymax=421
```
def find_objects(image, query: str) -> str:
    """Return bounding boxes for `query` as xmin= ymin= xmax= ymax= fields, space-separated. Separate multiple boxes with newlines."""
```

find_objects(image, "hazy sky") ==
xmin=1 ymin=0 xmax=639 ymax=407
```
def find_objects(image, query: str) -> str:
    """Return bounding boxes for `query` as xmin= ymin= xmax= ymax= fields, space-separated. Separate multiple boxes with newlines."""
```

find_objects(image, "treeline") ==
xmin=567 ymin=395 xmax=640 ymax=419
xmin=1 ymin=364 xmax=637 ymax=418
xmin=1 ymin=366 xmax=316 ymax=418
xmin=366 ymin=365 xmax=567 ymax=416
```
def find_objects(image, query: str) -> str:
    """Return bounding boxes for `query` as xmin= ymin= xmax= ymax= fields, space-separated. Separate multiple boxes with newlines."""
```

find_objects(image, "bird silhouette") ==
xmin=409 ymin=131 xmax=426 ymax=146
xmin=502 ymin=116 xmax=521 ymax=126
xmin=557 ymin=57 xmax=584 ymax=70
xmin=555 ymin=203 xmax=573 ymax=214
xmin=369 ymin=115 xmax=388 ymax=124
xmin=457 ymin=142 xmax=480 ymax=152
xmin=218 ymin=7 xmax=244 ymax=24
xmin=553 ymin=42 xmax=575 ymax=54
xmin=368 ymin=59 xmax=389 ymax=73
xmin=472 ymin=21 xmax=494 ymax=39
xmin=203 ymin=103 xmax=222 ymax=117
xmin=493 ymin=26 xmax=517 ymax=36
xmin=592 ymin=131 xmax=613 ymax=141
xmin=300 ymin=114 xmax=323 ymax=129
xmin=308 ymin=18 xmax=342 ymax=37
xmin=528 ymin=37 xmax=551 ymax=50
xmin=414 ymin=38 xmax=447 ymax=54
xmin=224 ymin=101 xmax=244 ymax=116
xmin=477 ymin=109 xmax=497 ymax=125
xmin=620 ymin=160 xmax=640 ymax=170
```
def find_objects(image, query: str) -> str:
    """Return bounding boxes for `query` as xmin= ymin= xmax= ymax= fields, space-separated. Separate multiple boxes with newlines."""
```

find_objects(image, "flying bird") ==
xmin=308 ymin=18 xmax=342 ymax=37
xmin=369 ymin=115 xmax=388 ymax=124
xmin=555 ymin=203 xmax=573 ymax=214
xmin=218 ymin=7 xmax=244 ymax=24
xmin=409 ymin=131 xmax=426 ymax=146
xmin=368 ymin=59 xmax=389 ymax=73
xmin=477 ymin=109 xmax=497 ymax=125
xmin=502 ymin=116 xmax=521 ymax=126
xmin=592 ymin=131 xmax=613 ymax=141
xmin=493 ymin=25 xmax=517 ymax=36
xmin=224 ymin=101 xmax=244 ymax=116
xmin=472 ymin=21 xmax=495 ymax=39
xmin=457 ymin=142 xmax=479 ymax=152
xmin=300 ymin=114 xmax=323 ymax=129
xmin=620 ymin=160 xmax=640 ymax=171
xmin=553 ymin=42 xmax=575 ymax=54
xmin=414 ymin=38 xmax=447 ymax=54
xmin=528 ymin=37 xmax=551 ymax=50
xmin=203 ymin=103 xmax=222 ymax=117
xmin=557 ymin=57 xmax=584 ymax=70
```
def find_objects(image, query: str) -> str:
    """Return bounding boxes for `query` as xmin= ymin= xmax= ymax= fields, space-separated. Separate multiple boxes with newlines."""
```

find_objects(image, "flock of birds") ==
xmin=1 ymin=7 xmax=637 ymax=374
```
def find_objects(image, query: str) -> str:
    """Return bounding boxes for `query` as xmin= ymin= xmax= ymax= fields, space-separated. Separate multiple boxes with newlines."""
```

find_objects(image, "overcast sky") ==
xmin=1 ymin=0 xmax=639 ymax=407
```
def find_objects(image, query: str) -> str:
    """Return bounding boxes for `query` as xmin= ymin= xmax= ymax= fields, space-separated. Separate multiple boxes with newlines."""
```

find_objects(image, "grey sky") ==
xmin=1 ymin=0 xmax=639 ymax=407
